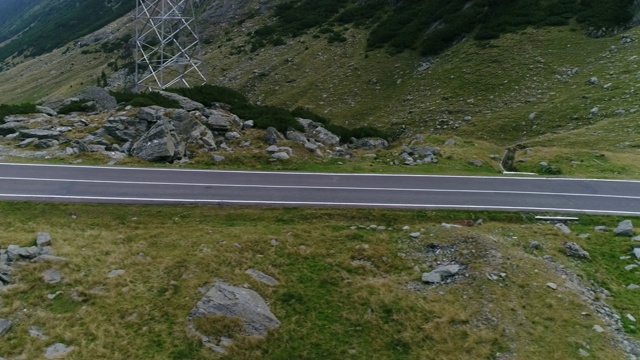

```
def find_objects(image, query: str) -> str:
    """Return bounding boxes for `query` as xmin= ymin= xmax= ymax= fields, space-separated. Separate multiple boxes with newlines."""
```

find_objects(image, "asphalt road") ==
xmin=0 ymin=162 xmax=638 ymax=215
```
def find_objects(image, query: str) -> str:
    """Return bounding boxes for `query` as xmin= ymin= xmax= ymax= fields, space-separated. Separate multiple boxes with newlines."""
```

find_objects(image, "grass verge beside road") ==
xmin=0 ymin=203 xmax=637 ymax=359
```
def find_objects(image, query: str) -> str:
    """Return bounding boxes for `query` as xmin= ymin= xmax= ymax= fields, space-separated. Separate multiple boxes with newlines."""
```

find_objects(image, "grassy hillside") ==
xmin=0 ymin=0 xmax=134 ymax=67
xmin=0 ymin=203 xmax=638 ymax=359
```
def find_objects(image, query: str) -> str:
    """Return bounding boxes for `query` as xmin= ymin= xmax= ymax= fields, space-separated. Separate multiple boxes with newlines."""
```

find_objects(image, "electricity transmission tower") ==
xmin=135 ymin=0 xmax=207 ymax=90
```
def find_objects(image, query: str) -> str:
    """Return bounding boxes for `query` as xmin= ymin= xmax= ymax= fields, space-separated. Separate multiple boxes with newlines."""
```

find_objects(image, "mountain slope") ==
xmin=0 ymin=0 xmax=638 ymax=150
xmin=0 ymin=0 xmax=134 ymax=67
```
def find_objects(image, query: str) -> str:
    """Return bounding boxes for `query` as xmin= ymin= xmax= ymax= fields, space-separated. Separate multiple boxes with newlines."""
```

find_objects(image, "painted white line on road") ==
xmin=1 ymin=176 xmax=639 ymax=199
xmin=0 ymin=193 xmax=638 ymax=215
xmin=2 ymin=162 xmax=640 ymax=183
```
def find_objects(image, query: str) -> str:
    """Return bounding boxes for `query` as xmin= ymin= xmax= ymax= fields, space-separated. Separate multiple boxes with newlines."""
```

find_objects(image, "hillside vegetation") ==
xmin=0 ymin=0 xmax=638 ymax=178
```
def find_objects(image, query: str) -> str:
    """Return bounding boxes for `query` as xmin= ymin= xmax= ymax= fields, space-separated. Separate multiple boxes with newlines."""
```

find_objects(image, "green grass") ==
xmin=0 ymin=203 xmax=637 ymax=359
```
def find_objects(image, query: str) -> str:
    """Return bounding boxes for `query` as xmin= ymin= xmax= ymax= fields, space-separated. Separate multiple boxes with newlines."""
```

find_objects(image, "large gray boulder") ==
xmin=18 ymin=129 xmax=61 ymax=140
xmin=187 ymin=280 xmax=280 ymax=350
xmin=77 ymin=86 xmax=117 ymax=111
xmin=203 ymin=109 xmax=242 ymax=132
xmin=353 ymin=137 xmax=389 ymax=150
xmin=103 ymin=116 xmax=149 ymax=143
xmin=614 ymin=220 xmax=634 ymax=237
xmin=137 ymin=106 xmax=167 ymax=123
xmin=131 ymin=119 xmax=185 ymax=162
xmin=36 ymin=105 xmax=57 ymax=116
xmin=158 ymin=91 xmax=204 ymax=111
xmin=173 ymin=110 xmax=216 ymax=150
xmin=286 ymin=129 xmax=308 ymax=144
xmin=0 ymin=122 xmax=27 ymax=136
xmin=310 ymin=127 xmax=340 ymax=146
xmin=265 ymin=127 xmax=284 ymax=145
xmin=36 ymin=232 xmax=52 ymax=248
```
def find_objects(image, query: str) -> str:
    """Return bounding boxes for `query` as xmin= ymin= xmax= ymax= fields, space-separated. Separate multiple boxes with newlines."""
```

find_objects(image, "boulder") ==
xmin=77 ymin=86 xmax=117 ymax=111
xmin=563 ymin=242 xmax=591 ymax=259
xmin=18 ymin=129 xmax=61 ymax=140
xmin=158 ymin=91 xmax=204 ymax=111
xmin=614 ymin=220 xmax=634 ymax=236
xmin=286 ymin=129 xmax=308 ymax=144
xmin=265 ymin=127 xmax=285 ymax=145
xmin=36 ymin=232 xmax=52 ymax=248
xmin=173 ymin=110 xmax=217 ymax=150
xmin=36 ymin=105 xmax=57 ymax=116
xmin=353 ymin=137 xmax=389 ymax=150
xmin=131 ymin=119 xmax=185 ymax=162
xmin=137 ymin=106 xmax=166 ymax=123
xmin=468 ymin=159 xmax=483 ymax=167
xmin=188 ymin=280 xmax=280 ymax=337
xmin=187 ymin=280 xmax=280 ymax=352
xmin=0 ymin=122 xmax=27 ymax=136
xmin=310 ymin=127 xmax=340 ymax=146
xmin=555 ymin=223 xmax=571 ymax=234
xmin=271 ymin=152 xmax=290 ymax=160
xmin=203 ymin=109 xmax=241 ymax=132
xmin=103 ymin=116 xmax=149 ymax=143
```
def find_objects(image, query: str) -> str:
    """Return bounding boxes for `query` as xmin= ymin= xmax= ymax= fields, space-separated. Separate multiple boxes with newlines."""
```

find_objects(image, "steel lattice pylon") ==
xmin=135 ymin=0 xmax=207 ymax=90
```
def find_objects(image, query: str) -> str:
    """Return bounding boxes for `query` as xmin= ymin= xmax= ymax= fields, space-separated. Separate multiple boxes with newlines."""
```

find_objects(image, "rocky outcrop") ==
xmin=131 ymin=119 xmax=185 ymax=162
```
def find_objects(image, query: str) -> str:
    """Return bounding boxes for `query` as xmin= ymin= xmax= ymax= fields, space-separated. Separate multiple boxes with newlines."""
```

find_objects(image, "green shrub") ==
xmin=168 ymin=85 xmax=248 ymax=108
xmin=0 ymin=102 xmax=37 ymax=123
xmin=109 ymin=91 xmax=181 ymax=108
xmin=291 ymin=107 xmax=330 ymax=125
xmin=58 ymin=100 xmax=91 ymax=114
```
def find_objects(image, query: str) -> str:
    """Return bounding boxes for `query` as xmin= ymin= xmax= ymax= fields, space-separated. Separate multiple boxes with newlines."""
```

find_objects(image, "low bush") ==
xmin=109 ymin=91 xmax=181 ymax=108
xmin=0 ymin=102 xmax=37 ymax=123
xmin=58 ymin=100 xmax=91 ymax=115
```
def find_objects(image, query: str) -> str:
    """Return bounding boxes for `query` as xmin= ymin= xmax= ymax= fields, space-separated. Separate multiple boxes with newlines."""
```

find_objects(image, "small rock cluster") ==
xmin=398 ymin=144 xmax=440 ymax=166
xmin=0 ymin=232 xmax=65 ymax=288
xmin=0 ymin=232 xmax=74 ymax=358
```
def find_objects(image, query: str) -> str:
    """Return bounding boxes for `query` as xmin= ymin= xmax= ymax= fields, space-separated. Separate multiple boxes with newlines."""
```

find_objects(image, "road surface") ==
xmin=0 ymin=163 xmax=638 ymax=215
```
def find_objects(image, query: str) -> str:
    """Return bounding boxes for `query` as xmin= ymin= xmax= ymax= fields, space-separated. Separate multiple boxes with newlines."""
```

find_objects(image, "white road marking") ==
xmin=0 ymin=176 xmax=638 ymax=199
xmin=2 ymin=162 xmax=640 ymax=183
xmin=0 ymin=193 xmax=638 ymax=215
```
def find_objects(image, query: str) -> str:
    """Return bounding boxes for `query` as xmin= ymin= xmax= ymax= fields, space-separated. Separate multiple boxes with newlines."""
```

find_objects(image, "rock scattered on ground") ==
xmin=555 ymin=223 xmax=571 ymax=234
xmin=614 ymin=220 xmax=634 ymax=237
xmin=245 ymin=269 xmax=279 ymax=286
xmin=0 ymin=319 xmax=12 ymax=337
xmin=107 ymin=269 xmax=125 ymax=278
xmin=421 ymin=264 xmax=461 ymax=284
xmin=42 ymin=269 xmax=62 ymax=284
xmin=564 ymin=242 xmax=591 ymax=259
xmin=44 ymin=343 xmax=75 ymax=359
